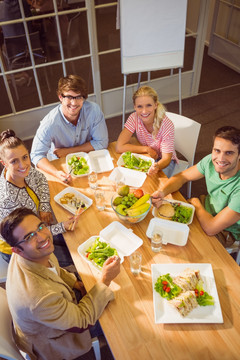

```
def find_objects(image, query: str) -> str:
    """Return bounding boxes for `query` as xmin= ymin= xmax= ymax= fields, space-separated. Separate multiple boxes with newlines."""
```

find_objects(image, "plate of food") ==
xmin=117 ymin=151 xmax=154 ymax=173
xmin=54 ymin=187 xmax=92 ymax=215
xmin=78 ymin=221 xmax=143 ymax=271
xmin=152 ymin=199 xmax=195 ymax=225
xmin=66 ymin=152 xmax=91 ymax=177
xmin=151 ymin=263 xmax=223 ymax=324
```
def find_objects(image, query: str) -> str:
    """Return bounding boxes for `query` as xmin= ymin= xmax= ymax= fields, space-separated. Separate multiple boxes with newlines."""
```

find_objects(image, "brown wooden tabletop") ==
xmin=43 ymin=142 xmax=240 ymax=360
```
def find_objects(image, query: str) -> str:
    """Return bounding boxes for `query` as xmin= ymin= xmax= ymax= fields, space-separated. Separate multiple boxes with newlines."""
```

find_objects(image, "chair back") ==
xmin=0 ymin=287 xmax=26 ymax=360
xmin=166 ymin=112 xmax=201 ymax=168
xmin=4 ymin=31 xmax=45 ymax=65
xmin=0 ymin=255 xmax=8 ymax=283
xmin=67 ymin=12 xmax=81 ymax=51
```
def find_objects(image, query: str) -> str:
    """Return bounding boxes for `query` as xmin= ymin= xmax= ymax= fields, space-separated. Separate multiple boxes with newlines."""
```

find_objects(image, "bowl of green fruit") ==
xmin=111 ymin=185 xmax=152 ymax=224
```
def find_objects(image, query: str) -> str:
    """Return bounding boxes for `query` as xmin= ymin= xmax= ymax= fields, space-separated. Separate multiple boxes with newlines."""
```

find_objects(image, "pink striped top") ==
xmin=125 ymin=112 xmax=178 ymax=162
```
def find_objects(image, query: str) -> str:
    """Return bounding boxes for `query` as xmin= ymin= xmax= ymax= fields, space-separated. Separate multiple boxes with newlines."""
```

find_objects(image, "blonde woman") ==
xmin=116 ymin=86 xmax=178 ymax=177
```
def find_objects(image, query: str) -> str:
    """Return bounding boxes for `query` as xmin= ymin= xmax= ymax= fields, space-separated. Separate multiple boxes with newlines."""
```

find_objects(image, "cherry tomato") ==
xmin=163 ymin=285 xmax=167 ymax=291
xmin=165 ymin=287 xmax=171 ymax=293
xmin=162 ymin=281 xmax=168 ymax=285
xmin=200 ymin=290 xmax=204 ymax=296
xmin=86 ymin=252 xmax=90 ymax=258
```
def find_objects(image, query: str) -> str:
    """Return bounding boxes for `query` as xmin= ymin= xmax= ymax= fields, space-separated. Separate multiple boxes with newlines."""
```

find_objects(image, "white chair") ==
xmin=0 ymin=287 xmax=28 ymax=360
xmin=0 ymin=255 xmax=8 ymax=283
xmin=226 ymin=242 xmax=240 ymax=265
xmin=91 ymin=337 xmax=101 ymax=360
xmin=166 ymin=112 xmax=201 ymax=198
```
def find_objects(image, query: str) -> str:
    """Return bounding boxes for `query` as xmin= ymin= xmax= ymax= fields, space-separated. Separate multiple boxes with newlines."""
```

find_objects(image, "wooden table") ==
xmin=44 ymin=142 xmax=240 ymax=360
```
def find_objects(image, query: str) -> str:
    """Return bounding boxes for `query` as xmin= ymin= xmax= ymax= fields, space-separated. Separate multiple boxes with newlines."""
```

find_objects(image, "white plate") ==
xmin=66 ymin=150 xmax=114 ymax=176
xmin=151 ymin=263 xmax=223 ymax=324
xmin=78 ymin=221 xmax=143 ymax=271
xmin=146 ymin=218 xmax=189 ymax=246
xmin=109 ymin=167 xmax=146 ymax=188
xmin=66 ymin=152 xmax=91 ymax=177
xmin=152 ymin=199 xmax=195 ymax=225
xmin=88 ymin=149 xmax=114 ymax=173
xmin=54 ymin=187 xmax=93 ymax=215
xmin=117 ymin=152 xmax=154 ymax=172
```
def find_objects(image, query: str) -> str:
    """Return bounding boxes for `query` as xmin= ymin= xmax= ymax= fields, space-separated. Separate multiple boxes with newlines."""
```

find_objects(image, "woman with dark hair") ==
xmin=0 ymin=129 xmax=79 ymax=266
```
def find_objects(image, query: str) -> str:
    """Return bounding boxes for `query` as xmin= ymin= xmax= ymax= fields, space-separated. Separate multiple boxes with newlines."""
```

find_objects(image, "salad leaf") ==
xmin=171 ymin=204 xmax=193 ymax=224
xmin=86 ymin=238 xmax=118 ymax=268
xmin=68 ymin=155 xmax=89 ymax=175
xmin=154 ymin=273 xmax=182 ymax=300
xmin=122 ymin=151 xmax=152 ymax=172
xmin=195 ymin=280 xmax=215 ymax=306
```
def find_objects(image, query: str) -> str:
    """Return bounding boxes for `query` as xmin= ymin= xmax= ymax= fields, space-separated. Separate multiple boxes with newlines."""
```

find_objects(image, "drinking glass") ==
xmin=94 ymin=189 xmax=106 ymax=211
xmin=129 ymin=252 xmax=142 ymax=275
xmin=88 ymin=171 xmax=98 ymax=189
xmin=151 ymin=231 xmax=163 ymax=252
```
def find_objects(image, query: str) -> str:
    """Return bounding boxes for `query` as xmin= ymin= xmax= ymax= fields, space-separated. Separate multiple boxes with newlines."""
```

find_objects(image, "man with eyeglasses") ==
xmin=1 ymin=207 xmax=120 ymax=360
xmin=31 ymin=75 xmax=108 ymax=183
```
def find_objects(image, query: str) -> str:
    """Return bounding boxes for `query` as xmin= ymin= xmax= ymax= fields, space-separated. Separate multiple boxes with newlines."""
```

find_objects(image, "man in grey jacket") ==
xmin=0 ymin=208 xmax=120 ymax=360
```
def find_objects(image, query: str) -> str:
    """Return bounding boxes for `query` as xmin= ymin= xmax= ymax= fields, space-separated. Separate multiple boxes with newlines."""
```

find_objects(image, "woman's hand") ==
xmin=146 ymin=147 xmax=158 ymax=160
xmin=148 ymin=162 xmax=160 ymax=175
xmin=64 ymin=215 xmax=80 ymax=231
xmin=39 ymin=211 xmax=53 ymax=226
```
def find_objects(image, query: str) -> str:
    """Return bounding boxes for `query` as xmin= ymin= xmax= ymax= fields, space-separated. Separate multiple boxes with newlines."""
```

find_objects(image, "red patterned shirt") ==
xmin=125 ymin=112 xmax=178 ymax=162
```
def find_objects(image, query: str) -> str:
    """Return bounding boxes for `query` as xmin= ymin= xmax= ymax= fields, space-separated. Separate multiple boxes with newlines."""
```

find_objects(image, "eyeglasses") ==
xmin=15 ymin=222 xmax=47 ymax=247
xmin=61 ymin=94 xmax=84 ymax=101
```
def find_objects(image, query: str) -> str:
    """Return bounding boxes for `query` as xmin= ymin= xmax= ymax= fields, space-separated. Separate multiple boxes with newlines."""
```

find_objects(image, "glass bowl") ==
xmin=111 ymin=194 xmax=152 ymax=224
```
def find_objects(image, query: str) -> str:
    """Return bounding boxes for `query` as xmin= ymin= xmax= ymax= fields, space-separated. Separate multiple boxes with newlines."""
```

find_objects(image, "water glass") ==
xmin=94 ymin=189 xmax=106 ymax=211
xmin=88 ymin=171 xmax=98 ymax=189
xmin=151 ymin=231 xmax=163 ymax=252
xmin=129 ymin=252 xmax=142 ymax=275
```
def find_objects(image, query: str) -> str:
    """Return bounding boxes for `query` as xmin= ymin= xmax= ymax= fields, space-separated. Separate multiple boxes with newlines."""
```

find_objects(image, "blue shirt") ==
xmin=31 ymin=101 xmax=109 ymax=165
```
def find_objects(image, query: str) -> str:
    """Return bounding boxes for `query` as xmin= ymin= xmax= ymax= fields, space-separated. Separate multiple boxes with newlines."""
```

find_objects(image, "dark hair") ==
xmin=57 ymin=75 xmax=88 ymax=99
xmin=0 ymin=208 xmax=36 ymax=247
xmin=214 ymin=126 xmax=240 ymax=154
xmin=0 ymin=129 xmax=26 ymax=160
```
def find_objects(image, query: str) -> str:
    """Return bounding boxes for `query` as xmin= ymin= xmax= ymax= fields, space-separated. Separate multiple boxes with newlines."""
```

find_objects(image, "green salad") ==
xmin=154 ymin=273 xmax=182 ymax=300
xmin=172 ymin=204 xmax=193 ymax=224
xmin=85 ymin=238 xmax=118 ymax=268
xmin=68 ymin=155 xmax=89 ymax=175
xmin=122 ymin=151 xmax=152 ymax=172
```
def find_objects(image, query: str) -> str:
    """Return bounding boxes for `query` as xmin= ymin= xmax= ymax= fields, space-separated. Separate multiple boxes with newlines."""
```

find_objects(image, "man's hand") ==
xmin=73 ymin=280 xmax=87 ymax=297
xmin=53 ymin=148 xmax=70 ymax=158
xmin=146 ymin=147 xmax=158 ymax=160
xmin=151 ymin=190 xmax=165 ymax=208
xmin=188 ymin=197 xmax=202 ymax=208
xmin=55 ymin=170 xmax=72 ymax=184
xmin=101 ymin=256 xmax=120 ymax=286
xmin=39 ymin=211 xmax=53 ymax=226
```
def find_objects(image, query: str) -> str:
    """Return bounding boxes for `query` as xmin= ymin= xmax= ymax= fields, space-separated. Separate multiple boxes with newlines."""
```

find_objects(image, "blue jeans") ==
xmin=156 ymin=159 xmax=176 ymax=178
xmin=53 ymin=234 xmax=74 ymax=267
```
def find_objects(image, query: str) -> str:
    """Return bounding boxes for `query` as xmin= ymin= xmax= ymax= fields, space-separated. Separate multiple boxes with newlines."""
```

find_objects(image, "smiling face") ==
xmin=12 ymin=215 xmax=54 ymax=266
xmin=2 ymin=144 xmax=31 ymax=183
xmin=134 ymin=95 xmax=157 ymax=126
xmin=59 ymin=90 xmax=84 ymax=124
xmin=212 ymin=137 xmax=240 ymax=179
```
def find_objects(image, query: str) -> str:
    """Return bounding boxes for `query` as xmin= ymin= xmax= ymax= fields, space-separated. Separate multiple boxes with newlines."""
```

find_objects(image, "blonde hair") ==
xmin=132 ymin=86 xmax=166 ymax=137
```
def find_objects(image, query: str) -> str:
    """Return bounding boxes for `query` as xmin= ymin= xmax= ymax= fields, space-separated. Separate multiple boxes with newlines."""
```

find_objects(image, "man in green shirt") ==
xmin=152 ymin=126 xmax=240 ymax=247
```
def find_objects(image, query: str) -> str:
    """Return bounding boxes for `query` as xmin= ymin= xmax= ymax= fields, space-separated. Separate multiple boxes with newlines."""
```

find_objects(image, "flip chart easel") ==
xmin=120 ymin=0 xmax=187 ymax=128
